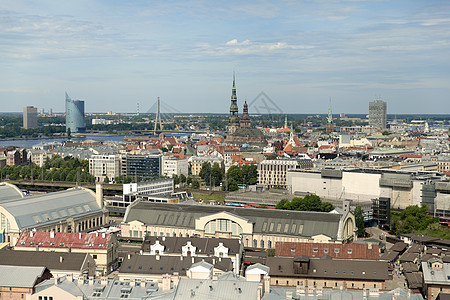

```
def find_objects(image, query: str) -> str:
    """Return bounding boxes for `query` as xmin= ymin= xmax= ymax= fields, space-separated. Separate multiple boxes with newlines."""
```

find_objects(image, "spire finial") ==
xmin=233 ymin=68 xmax=236 ymax=89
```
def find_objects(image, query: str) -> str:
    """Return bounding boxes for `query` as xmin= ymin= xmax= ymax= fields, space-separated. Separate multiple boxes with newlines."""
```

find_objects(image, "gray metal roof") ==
xmin=174 ymin=273 xmax=260 ymax=300
xmin=35 ymin=276 xmax=175 ymax=299
xmin=0 ymin=182 xmax=24 ymax=202
xmin=1 ymin=187 xmax=102 ymax=230
xmin=0 ymin=265 xmax=46 ymax=288
xmin=124 ymin=201 xmax=342 ymax=239
xmin=422 ymin=261 xmax=450 ymax=284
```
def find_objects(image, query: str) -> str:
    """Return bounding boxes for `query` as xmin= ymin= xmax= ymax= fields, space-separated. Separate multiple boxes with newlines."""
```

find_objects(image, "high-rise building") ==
xmin=65 ymin=92 xmax=86 ymax=133
xmin=121 ymin=154 xmax=161 ymax=180
xmin=227 ymin=71 xmax=239 ymax=135
xmin=23 ymin=106 xmax=38 ymax=129
xmin=369 ymin=100 xmax=387 ymax=130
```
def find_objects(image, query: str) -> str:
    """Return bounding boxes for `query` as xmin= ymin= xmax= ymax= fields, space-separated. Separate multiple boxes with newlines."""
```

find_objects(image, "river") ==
xmin=0 ymin=135 xmax=129 ymax=148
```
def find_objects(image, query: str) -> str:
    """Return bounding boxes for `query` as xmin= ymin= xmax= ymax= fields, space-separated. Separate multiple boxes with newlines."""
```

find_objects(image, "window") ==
xmin=347 ymin=249 xmax=352 ymax=254
xmin=324 ymin=248 xmax=329 ymax=253
xmin=334 ymin=248 xmax=339 ymax=253
xmin=313 ymin=248 xmax=318 ymax=253
xmin=93 ymin=255 xmax=97 ymax=259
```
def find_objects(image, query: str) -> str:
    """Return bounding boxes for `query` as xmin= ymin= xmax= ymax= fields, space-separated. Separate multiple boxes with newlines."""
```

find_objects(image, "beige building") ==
xmin=89 ymin=154 xmax=121 ymax=183
xmin=258 ymin=159 xmax=312 ymax=189
xmin=188 ymin=155 xmax=223 ymax=176
xmin=14 ymin=231 xmax=118 ymax=276
xmin=0 ymin=265 xmax=51 ymax=300
xmin=266 ymin=256 xmax=388 ymax=290
xmin=121 ymin=200 xmax=355 ymax=249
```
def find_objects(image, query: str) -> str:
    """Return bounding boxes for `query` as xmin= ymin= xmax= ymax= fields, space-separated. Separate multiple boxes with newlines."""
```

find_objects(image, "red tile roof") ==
xmin=16 ymin=231 xmax=112 ymax=250
xmin=275 ymin=242 xmax=379 ymax=260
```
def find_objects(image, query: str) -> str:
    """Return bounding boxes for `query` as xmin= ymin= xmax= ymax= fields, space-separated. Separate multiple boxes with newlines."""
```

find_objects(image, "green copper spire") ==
xmin=327 ymin=98 xmax=332 ymax=124
xmin=284 ymin=115 xmax=288 ymax=128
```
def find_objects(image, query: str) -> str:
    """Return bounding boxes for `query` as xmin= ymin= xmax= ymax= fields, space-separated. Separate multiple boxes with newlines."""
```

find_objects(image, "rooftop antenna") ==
xmin=137 ymin=102 xmax=140 ymax=116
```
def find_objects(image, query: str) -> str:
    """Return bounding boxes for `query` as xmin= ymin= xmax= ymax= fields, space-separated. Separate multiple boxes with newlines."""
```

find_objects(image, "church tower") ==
xmin=240 ymin=100 xmax=251 ymax=128
xmin=227 ymin=71 xmax=240 ymax=134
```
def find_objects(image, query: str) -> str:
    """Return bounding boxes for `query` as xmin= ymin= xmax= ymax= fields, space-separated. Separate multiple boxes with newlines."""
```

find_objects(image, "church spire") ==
xmin=228 ymin=69 xmax=239 ymax=134
xmin=327 ymin=97 xmax=332 ymax=124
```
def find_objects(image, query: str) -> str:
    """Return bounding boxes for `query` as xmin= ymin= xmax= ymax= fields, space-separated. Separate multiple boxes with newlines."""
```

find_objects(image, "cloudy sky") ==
xmin=1 ymin=0 xmax=449 ymax=114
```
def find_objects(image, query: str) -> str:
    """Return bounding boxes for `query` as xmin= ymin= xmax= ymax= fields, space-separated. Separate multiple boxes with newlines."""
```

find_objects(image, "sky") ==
xmin=1 ymin=0 xmax=449 ymax=115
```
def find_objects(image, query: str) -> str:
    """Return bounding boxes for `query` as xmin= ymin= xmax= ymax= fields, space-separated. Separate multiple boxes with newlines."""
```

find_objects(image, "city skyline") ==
xmin=1 ymin=1 xmax=450 ymax=114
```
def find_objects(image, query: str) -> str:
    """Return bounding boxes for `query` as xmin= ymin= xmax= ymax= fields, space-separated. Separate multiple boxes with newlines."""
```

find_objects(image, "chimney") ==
xmin=162 ymin=274 xmax=171 ymax=291
xmin=162 ymin=236 xmax=166 ymax=241
xmin=88 ymin=278 xmax=94 ymax=285
xmin=172 ymin=273 xmax=180 ymax=287
xmin=101 ymin=277 xmax=108 ymax=285
xmin=79 ymin=233 xmax=82 ymax=239
xmin=66 ymin=274 xmax=73 ymax=282
xmin=30 ymin=231 xmax=33 ymax=237
xmin=130 ymin=279 xmax=136 ymax=287
xmin=50 ymin=231 xmax=55 ymax=238
xmin=192 ymin=257 xmax=195 ymax=264
xmin=60 ymin=256 xmax=64 ymax=263
xmin=180 ymin=256 xmax=183 ymax=261
xmin=127 ymin=254 xmax=131 ymax=260
xmin=212 ymin=258 xmax=216 ymax=265
xmin=96 ymin=184 xmax=103 ymax=209
xmin=156 ymin=255 xmax=160 ymax=261
xmin=102 ymin=232 xmax=105 ymax=238
xmin=54 ymin=277 xmax=60 ymax=285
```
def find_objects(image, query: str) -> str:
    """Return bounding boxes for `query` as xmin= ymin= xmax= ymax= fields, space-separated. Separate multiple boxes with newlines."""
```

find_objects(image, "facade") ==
xmin=288 ymin=168 xmax=447 ymax=210
xmin=0 ymin=265 xmax=51 ymax=300
xmin=6 ymin=148 xmax=28 ymax=166
xmin=121 ymin=154 xmax=161 ymax=179
xmin=266 ymin=256 xmax=389 ymax=290
xmin=23 ymin=106 xmax=38 ymax=129
xmin=29 ymin=149 xmax=49 ymax=167
xmin=65 ymin=92 xmax=86 ymax=133
xmin=89 ymin=154 xmax=121 ymax=183
xmin=161 ymin=155 xmax=189 ymax=177
xmin=0 ymin=184 xmax=107 ymax=246
xmin=15 ymin=231 xmax=118 ymax=276
xmin=188 ymin=155 xmax=224 ymax=176
xmin=369 ymin=100 xmax=387 ymax=130
xmin=258 ymin=159 xmax=312 ymax=189
xmin=121 ymin=201 xmax=355 ymax=249
xmin=227 ymin=71 xmax=240 ymax=135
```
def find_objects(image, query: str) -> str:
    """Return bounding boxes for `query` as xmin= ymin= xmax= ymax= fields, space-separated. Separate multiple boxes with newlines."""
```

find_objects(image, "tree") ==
xmin=67 ymin=127 xmax=71 ymax=138
xmin=210 ymin=163 xmax=224 ymax=186
xmin=191 ymin=179 xmax=200 ymax=189
xmin=354 ymin=206 xmax=367 ymax=237
xmin=275 ymin=199 xmax=292 ymax=210
xmin=390 ymin=205 xmax=436 ymax=235
xmin=180 ymin=174 xmax=187 ymax=184
xmin=103 ymin=176 xmax=110 ymax=184
xmin=173 ymin=174 xmax=180 ymax=185
xmin=266 ymin=154 xmax=277 ymax=160
xmin=275 ymin=195 xmax=334 ymax=212
xmin=199 ymin=162 xmax=211 ymax=185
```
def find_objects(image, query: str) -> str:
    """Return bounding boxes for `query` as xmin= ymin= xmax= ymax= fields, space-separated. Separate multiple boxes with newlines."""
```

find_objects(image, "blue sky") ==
xmin=1 ymin=0 xmax=449 ymax=114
